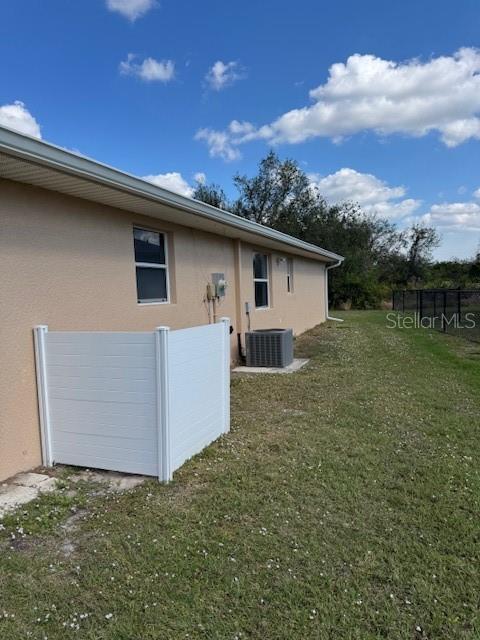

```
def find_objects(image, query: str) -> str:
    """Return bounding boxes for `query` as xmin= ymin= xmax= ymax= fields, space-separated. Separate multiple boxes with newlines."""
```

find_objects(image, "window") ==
xmin=133 ymin=227 xmax=169 ymax=303
xmin=286 ymin=258 xmax=294 ymax=293
xmin=253 ymin=253 xmax=269 ymax=308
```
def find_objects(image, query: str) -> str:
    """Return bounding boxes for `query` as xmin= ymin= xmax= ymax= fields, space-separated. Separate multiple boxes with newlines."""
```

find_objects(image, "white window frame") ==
xmin=286 ymin=257 xmax=294 ymax=293
xmin=253 ymin=253 xmax=270 ymax=309
xmin=134 ymin=227 xmax=170 ymax=305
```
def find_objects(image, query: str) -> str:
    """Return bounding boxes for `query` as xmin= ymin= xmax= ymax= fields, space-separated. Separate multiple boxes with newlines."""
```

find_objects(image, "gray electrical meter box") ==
xmin=211 ymin=272 xmax=226 ymax=297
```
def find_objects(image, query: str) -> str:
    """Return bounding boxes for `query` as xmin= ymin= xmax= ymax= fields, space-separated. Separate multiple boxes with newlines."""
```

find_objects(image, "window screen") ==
xmin=134 ymin=228 xmax=169 ymax=303
xmin=253 ymin=253 xmax=269 ymax=308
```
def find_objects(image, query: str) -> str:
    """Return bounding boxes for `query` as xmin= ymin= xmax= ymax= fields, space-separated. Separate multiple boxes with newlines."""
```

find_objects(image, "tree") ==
xmin=302 ymin=203 xmax=403 ymax=307
xmin=468 ymin=248 xmax=480 ymax=282
xmin=404 ymin=224 xmax=440 ymax=285
xmin=232 ymin=151 xmax=318 ymax=233
xmin=192 ymin=182 xmax=229 ymax=210
xmin=427 ymin=259 xmax=472 ymax=288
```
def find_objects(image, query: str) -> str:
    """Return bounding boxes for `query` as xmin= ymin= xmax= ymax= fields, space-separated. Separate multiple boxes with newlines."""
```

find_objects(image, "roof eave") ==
xmin=0 ymin=125 xmax=344 ymax=264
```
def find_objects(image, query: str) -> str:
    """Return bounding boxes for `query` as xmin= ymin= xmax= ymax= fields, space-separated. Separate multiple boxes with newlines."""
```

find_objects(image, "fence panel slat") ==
xmin=168 ymin=321 xmax=229 ymax=473
xmin=34 ymin=321 xmax=230 ymax=481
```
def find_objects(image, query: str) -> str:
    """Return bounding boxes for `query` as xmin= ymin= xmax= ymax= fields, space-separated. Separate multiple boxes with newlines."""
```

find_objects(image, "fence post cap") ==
xmin=35 ymin=325 xmax=49 ymax=332
xmin=219 ymin=317 xmax=230 ymax=323
xmin=155 ymin=326 xmax=170 ymax=332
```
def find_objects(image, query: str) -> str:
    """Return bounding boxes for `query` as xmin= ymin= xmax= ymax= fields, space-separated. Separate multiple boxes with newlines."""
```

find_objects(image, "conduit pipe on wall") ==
xmin=325 ymin=259 xmax=344 ymax=322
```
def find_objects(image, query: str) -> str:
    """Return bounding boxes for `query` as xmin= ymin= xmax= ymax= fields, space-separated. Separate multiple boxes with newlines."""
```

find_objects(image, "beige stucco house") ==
xmin=0 ymin=125 xmax=343 ymax=482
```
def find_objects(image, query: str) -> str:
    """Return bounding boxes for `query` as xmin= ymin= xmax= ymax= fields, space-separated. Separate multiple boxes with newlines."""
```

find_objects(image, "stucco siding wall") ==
xmin=237 ymin=243 xmax=326 ymax=335
xmin=0 ymin=178 xmax=328 ymax=481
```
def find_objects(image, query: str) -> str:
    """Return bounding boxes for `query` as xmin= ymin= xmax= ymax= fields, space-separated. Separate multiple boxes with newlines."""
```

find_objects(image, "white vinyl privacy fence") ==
xmin=34 ymin=319 xmax=230 ymax=482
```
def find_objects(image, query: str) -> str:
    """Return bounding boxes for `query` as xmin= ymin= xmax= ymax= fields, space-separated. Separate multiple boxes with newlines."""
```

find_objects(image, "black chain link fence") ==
xmin=392 ymin=289 xmax=480 ymax=342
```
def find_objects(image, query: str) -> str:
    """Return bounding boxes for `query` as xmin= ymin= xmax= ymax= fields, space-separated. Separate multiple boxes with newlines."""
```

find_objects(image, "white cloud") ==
xmin=195 ymin=128 xmax=240 ymax=161
xmin=106 ymin=0 xmax=155 ymax=21
xmin=205 ymin=61 xmax=244 ymax=91
xmin=474 ymin=187 xmax=480 ymax=199
xmin=194 ymin=172 xmax=206 ymax=184
xmin=228 ymin=120 xmax=256 ymax=136
xmin=0 ymin=101 xmax=41 ymax=138
xmin=120 ymin=54 xmax=174 ymax=82
xmin=309 ymin=168 xmax=421 ymax=219
xmin=195 ymin=120 xmax=261 ymax=159
xmin=421 ymin=201 xmax=480 ymax=231
xmin=142 ymin=172 xmax=194 ymax=197
xmin=196 ymin=48 xmax=480 ymax=158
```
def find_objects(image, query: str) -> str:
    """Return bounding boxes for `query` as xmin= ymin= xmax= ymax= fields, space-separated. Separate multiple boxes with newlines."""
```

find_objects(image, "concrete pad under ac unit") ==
xmin=232 ymin=358 xmax=309 ymax=375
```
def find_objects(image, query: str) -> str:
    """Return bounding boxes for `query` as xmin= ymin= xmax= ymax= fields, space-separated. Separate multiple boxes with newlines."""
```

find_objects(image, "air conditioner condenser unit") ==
xmin=245 ymin=328 xmax=293 ymax=368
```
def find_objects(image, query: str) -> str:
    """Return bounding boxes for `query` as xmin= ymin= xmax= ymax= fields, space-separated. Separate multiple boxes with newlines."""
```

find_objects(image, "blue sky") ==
xmin=1 ymin=0 xmax=480 ymax=260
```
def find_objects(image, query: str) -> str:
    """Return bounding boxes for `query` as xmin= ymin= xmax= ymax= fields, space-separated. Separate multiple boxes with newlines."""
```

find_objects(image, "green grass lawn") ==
xmin=1 ymin=311 xmax=479 ymax=639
